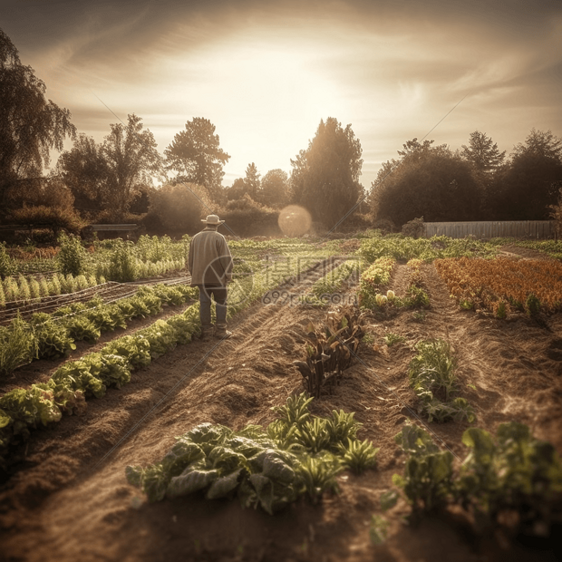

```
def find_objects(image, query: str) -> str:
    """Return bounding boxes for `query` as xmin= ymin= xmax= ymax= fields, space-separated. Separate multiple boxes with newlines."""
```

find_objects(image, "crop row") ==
xmin=0 ymin=247 xmax=339 ymax=468
xmin=408 ymin=339 xmax=474 ymax=423
xmin=0 ymin=283 xmax=198 ymax=377
xmin=127 ymin=393 xmax=378 ymax=513
xmin=357 ymin=257 xmax=396 ymax=308
xmin=0 ymin=272 xmax=102 ymax=307
xmin=381 ymin=421 xmax=562 ymax=539
xmin=0 ymin=302 xmax=201 ymax=468
xmin=359 ymin=234 xmax=497 ymax=264
xmin=434 ymin=257 xmax=562 ymax=316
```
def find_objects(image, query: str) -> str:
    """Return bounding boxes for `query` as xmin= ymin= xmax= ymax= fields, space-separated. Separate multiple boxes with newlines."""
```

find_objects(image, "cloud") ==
xmin=2 ymin=0 xmax=561 ymax=188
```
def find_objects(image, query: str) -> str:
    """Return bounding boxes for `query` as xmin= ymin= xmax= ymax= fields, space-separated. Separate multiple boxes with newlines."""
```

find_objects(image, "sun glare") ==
xmin=156 ymin=39 xmax=347 ymax=181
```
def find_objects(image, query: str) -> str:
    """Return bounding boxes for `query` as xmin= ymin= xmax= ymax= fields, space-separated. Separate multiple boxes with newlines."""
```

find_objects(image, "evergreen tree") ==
xmin=290 ymin=117 xmax=363 ymax=230
xmin=461 ymin=131 xmax=505 ymax=173
xmin=164 ymin=117 xmax=230 ymax=202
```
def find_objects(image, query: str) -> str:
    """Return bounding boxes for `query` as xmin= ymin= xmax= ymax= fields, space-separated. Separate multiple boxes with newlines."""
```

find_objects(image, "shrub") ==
xmin=57 ymin=232 xmax=88 ymax=276
xmin=48 ymin=275 xmax=62 ymax=296
xmin=10 ymin=204 xmax=85 ymax=236
xmin=0 ymin=242 xmax=16 ymax=279
xmin=221 ymin=195 xmax=281 ymax=237
xmin=108 ymin=240 xmax=139 ymax=282
xmin=3 ymin=277 xmax=19 ymax=302
xmin=17 ymin=275 xmax=31 ymax=302
xmin=38 ymin=276 xmax=50 ymax=297
xmin=29 ymin=278 xmax=42 ymax=301
xmin=402 ymin=216 xmax=425 ymax=239
xmin=148 ymin=183 xmax=213 ymax=234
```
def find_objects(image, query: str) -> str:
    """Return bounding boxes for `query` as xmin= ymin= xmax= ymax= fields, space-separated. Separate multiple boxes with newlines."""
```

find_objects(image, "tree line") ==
xmin=1 ymin=27 xmax=561 ymax=238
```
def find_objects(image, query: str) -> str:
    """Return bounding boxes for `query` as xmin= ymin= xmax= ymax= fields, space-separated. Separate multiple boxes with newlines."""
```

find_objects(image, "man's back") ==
xmin=188 ymin=229 xmax=233 ymax=286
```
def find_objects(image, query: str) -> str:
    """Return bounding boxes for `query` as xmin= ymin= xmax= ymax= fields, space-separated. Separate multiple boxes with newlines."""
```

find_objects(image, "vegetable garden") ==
xmin=0 ymin=232 xmax=561 ymax=562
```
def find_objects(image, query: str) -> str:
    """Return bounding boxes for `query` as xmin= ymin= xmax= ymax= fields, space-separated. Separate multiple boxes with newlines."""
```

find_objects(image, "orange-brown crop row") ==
xmin=434 ymin=257 xmax=562 ymax=315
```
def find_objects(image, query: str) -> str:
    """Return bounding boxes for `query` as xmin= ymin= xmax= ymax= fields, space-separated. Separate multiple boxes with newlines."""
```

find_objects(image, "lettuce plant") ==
xmin=126 ymin=393 xmax=378 ymax=513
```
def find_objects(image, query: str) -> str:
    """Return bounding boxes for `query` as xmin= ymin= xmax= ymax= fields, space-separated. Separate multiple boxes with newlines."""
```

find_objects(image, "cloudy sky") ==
xmin=2 ymin=0 xmax=561 ymax=188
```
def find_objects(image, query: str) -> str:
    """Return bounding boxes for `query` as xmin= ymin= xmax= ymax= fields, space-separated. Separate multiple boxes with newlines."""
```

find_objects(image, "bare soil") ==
xmin=1 ymin=259 xmax=561 ymax=562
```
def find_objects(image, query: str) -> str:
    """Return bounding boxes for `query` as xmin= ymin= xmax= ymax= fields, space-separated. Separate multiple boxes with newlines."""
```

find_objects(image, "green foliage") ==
xmin=126 ymin=393 xmax=377 ymax=513
xmin=3 ymin=277 xmax=19 ymax=302
xmin=392 ymin=424 xmax=456 ymax=512
xmin=29 ymin=278 xmax=41 ymax=301
xmin=384 ymin=332 xmax=405 ymax=347
xmin=310 ymin=261 xmax=359 ymax=299
xmin=0 ymin=28 xmax=76 ymax=211
xmin=458 ymin=422 xmax=562 ymax=533
xmin=17 ymin=274 xmax=31 ymax=302
xmin=408 ymin=339 xmax=475 ymax=423
xmin=404 ymin=285 xmax=430 ymax=308
xmin=358 ymin=257 xmax=395 ymax=308
xmin=339 ymin=439 xmax=379 ymax=473
xmin=30 ymin=312 xmax=76 ymax=359
xmin=290 ymin=117 xmax=363 ymax=229
xmin=0 ymin=243 xmax=16 ymax=279
xmin=389 ymin=422 xmax=562 ymax=536
xmin=0 ymin=313 xmax=35 ymax=377
xmin=369 ymin=515 xmax=390 ymax=545
xmin=360 ymin=234 xmax=497 ymax=264
xmin=401 ymin=217 xmax=425 ymax=239
xmin=297 ymin=454 xmax=342 ymax=502
xmin=108 ymin=240 xmax=139 ymax=282
xmin=526 ymin=293 xmax=541 ymax=317
xmin=57 ymin=232 xmax=88 ymax=276
xmin=371 ymin=139 xmax=483 ymax=227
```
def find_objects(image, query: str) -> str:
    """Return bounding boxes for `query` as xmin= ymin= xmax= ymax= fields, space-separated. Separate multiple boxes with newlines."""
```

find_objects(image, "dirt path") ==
xmin=1 ymin=260 xmax=561 ymax=562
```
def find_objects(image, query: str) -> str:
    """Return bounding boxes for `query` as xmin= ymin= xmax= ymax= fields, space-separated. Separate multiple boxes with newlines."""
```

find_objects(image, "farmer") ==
xmin=188 ymin=214 xmax=234 ymax=339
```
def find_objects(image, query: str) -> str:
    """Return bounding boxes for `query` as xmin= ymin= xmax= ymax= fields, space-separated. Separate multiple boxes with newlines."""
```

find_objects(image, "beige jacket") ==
xmin=188 ymin=228 xmax=233 ymax=286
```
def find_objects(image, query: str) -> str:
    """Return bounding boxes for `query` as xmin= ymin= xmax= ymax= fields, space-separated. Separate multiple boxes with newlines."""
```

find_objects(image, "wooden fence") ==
xmin=424 ymin=221 xmax=555 ymax=239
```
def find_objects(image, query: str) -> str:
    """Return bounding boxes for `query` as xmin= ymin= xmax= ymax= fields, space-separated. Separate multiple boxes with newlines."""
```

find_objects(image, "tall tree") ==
xmin=259 ymin=169 xmax=289 ymax=208
xmin=0 ymin=28 xmax=76 ymax=210
xmin=371 ymin=139 xmax=483 ymax=226
xmin=290 ymin=117 xmax=363 ymax=229
xmin=225 ymin=177 xmax=247 ymax=202
xmin=461 ymin=131 xmax=505 ymax=173
xmin=56 ymin=134 xmax=109 ymax=213
xmin=101 ymin=114 xmax=163 ymax=219
xmin=244 ymin=162 xmax=260 ymax=200
xmin=164 ymin=117 xmax=230 ymax=201
xmin=489 ymin=129 xmax=562 ymax=220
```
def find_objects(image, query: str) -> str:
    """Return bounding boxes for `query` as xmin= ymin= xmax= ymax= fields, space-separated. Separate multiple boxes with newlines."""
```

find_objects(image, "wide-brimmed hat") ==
xmin=201 ymin=214 xmax=225 ymax=225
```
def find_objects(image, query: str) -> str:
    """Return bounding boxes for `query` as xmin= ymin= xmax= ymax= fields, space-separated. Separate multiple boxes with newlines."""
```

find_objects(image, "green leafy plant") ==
xmin=57 ymin=232 xmax=88 ymax=276
xmin=458 ymin=422 xmax=562 ymax=535
xmin=0 ymin=313 xmax=36 ymax=377
xmin=108 ymin=240 xmax=139 ymax=282
xmin=369 ymin=515 xmax=390 ymax=545
xmin=408 ymin=339 xmax=475 ymax=423
xmin=125 ymin=393 xmax=377 ymax=513
xmin=412 ymin=310 xmax=426 ymax=322
xmin=297 ymin=454 xmax=342 ymax=502
xmin=384 ymin=332 xmax=405 ymax=347
xmin=392 ymin=424 xmax=455 ymax=512
xmin=0 ymin=242 xmax=16 ymax=279
xmin=339 ymin=438 xmax=379 ymax=473
xmin=526 ymin=293 xmax=541 ymax=317
xmin=387 ymin=422 xmax=562 ymax=538
xmin=30 ymin=313 xmax=76 ymax=359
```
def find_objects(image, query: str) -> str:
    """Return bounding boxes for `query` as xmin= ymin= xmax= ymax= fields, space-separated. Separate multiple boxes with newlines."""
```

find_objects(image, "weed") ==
xmin=384 ymin=332 xmax=405 ymax=347
xmin=369 ymin=515 xmax=390 ymax=545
